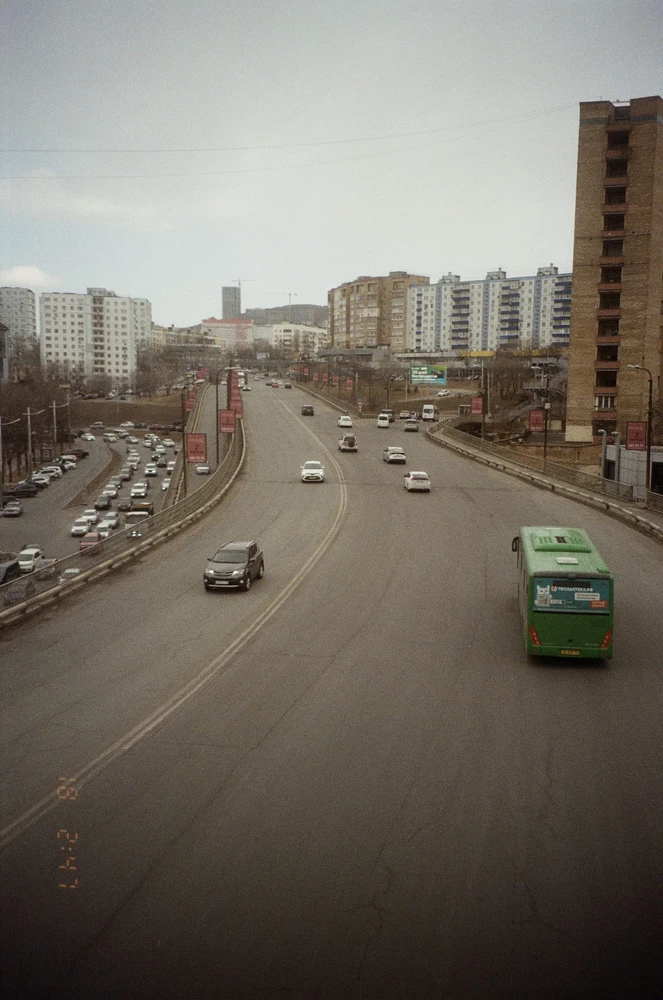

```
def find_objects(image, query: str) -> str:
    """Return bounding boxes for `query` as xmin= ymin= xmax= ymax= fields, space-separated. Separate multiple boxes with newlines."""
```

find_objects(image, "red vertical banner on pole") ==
xmin=529 ymin=410 xmax=545 ymax=432
xmin=185 ymin=433 xmax=207 ymax=463
xmin=219 ymin=410 xmax=236 ymax=433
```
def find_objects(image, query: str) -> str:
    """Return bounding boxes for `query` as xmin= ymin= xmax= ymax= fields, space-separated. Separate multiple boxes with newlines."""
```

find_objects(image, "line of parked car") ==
xmin=2 ymin=448 xmax=90 ymax=509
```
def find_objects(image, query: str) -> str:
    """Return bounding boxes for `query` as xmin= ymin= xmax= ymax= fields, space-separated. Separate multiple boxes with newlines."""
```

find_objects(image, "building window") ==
xmin=595 ymin=395 xmax=616 ymax=409
xmin=596 ymin=370 xmax=617 ymax=388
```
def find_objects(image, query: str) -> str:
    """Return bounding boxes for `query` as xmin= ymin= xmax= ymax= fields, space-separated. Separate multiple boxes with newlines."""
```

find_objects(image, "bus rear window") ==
xmin=532 ymin=577 xmax=610 ymax=613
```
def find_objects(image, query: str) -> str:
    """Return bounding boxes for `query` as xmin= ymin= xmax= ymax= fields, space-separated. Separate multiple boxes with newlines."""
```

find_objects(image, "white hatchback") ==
xmin=404 ymin=471 xmax=431 ymax=492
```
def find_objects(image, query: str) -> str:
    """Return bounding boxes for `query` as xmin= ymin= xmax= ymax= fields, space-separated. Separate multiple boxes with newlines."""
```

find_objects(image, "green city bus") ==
xmin=512 ymin=527 xmax=614 ymax=659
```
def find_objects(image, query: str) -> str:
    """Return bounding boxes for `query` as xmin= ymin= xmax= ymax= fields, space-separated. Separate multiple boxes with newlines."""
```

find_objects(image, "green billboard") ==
xmin=410 ymin=365 xmax=447 ymax=385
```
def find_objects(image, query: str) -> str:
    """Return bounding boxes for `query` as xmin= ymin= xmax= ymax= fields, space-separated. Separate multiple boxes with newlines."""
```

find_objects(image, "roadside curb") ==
xmin=428 ymin=423 xmax=663 ymax=546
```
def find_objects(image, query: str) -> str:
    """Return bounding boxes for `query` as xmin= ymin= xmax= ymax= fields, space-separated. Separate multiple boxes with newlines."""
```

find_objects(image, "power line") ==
xmin=0 ymin=105 xmax=577 ymax=181
xmin=0 ymin=103 xmax=575 ymax=154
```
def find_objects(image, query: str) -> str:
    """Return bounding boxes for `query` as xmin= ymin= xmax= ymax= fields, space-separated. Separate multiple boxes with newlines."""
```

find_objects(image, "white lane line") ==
xmin=1 ymin=434 xmax=348 ymax=850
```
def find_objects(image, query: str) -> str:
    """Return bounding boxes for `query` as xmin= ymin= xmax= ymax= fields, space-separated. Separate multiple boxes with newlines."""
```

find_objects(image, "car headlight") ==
xmin=204 ymin=569 xmax=214 ymax=577
xmin=231 ymin=569 xmax=243 ymax=576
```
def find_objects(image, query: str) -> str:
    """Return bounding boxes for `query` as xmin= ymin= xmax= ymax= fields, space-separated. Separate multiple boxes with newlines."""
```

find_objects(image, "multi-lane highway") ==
xmin=2 ymin=382 xmax=663 ymax=999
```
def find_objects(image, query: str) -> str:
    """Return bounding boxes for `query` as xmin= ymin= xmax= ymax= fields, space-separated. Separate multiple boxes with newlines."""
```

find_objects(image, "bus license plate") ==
xmin=560 ymin=649 xmax=580 ymax=656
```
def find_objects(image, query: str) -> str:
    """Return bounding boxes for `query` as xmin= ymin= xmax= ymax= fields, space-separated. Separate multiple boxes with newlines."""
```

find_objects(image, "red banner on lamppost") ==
xmin=332 ymin=375 xmax=339 ymax=387
xmin=303 ymin=367 xmax=309 ymax=376
xmin=219 ymin=409 xmax=236 ymax=433
xmin=313 ymin=372 xmax=318 ymax=381
xmin=230 ymin=397 xmax=243 ymax=418
xmin=186 ymin=433 xmax=207 ymax=463
xmin=626 ymin=420 xmax=647 ymax=451
xmin=471 ymin=396 xmax=484 ymax=415
xmin=529 ymin=410 xmax=545 ymax=432
xmin=345 ymin=378 xmax=353 ymax=390
xmin=322 ymin=371 xmax=328 ymax=382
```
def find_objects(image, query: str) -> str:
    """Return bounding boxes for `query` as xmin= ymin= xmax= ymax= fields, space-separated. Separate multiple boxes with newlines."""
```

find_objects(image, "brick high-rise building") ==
xmin=565 ymin=96 xmax=663 ymax=444
xmin=328 ymin=271 xmax=429 ymax=351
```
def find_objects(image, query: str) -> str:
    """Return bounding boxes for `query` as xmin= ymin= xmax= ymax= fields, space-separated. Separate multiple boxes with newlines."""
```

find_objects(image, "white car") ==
xmin=131 ymin=482 xmax=148 ymax=498
xmin=301 ymin=460 xmax=325 ymax=483
xmin=195 ymin=464 xmax=211 ymax=475
xmin=82 ymin=509 xmax=99 ymax=524
xmin=81 ymin=433 xmax=96 ymax=441
xmin=119 ymin=421 xmax=135 ymax=428
xmin=71 ymin=517 xmax=91 ymax=536
xmin=102 ymin=484 xmax=119 ymax=498
xmin=161 ymin=478 xmax=171 ymax=491
xmin=383 ymin=447 xmax=407 ymax=464
xmin=97 ymin=521 xmax=113 ymax=540
xmin=404 ymin=471 xmax=431 ymax=492
xmin=163 ymin=438 xmax=175 ymax=448
xmin=144 ymin=464 xmax=158 ymax=477
xmin=436 ymin=389 xmax=450 ymax=397
xmin=18 ymin=547 xmax=44 ymax=573
xmin=337 ymin=415 xmax=353 ymax=428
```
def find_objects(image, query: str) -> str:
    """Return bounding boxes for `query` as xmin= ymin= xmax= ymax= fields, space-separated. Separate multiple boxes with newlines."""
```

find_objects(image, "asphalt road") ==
xmin=1 ymin=383 xmax=663 ymax=1000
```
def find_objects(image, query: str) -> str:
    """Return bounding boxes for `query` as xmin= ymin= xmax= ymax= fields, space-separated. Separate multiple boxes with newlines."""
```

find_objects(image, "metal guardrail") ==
xmin=0 ymin=426 xmax=244 ymax=613
xmin=440 ymin=424 xmax=635 ymax=501
xmin=645 ymin=490 xmax=663 ymax=514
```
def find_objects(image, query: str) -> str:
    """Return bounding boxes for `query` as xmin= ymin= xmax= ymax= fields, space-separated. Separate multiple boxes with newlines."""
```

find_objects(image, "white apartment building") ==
xmin=0 ymin=287 xmax=37 ymax=378
xmin=407 ymin=265 xmax=572 ymax=354
xmin=201 ymin=317 xmax=254 ymax=352
xmin=269 ymin=323 xmax=328 ymax=354
xmin=39 ymin=288 xmax=152 ymax=383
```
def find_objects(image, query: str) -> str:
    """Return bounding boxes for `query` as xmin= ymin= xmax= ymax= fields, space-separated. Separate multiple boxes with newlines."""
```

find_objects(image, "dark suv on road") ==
xmin=301 ymin=405 xmax=314 ymax=416
xmin=204 ymin=541 xmax=264 ymax=592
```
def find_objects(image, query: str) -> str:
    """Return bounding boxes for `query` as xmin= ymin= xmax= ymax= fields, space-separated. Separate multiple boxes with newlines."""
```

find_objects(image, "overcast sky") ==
xmin=1 ymin=0 xmax=662 ymax=326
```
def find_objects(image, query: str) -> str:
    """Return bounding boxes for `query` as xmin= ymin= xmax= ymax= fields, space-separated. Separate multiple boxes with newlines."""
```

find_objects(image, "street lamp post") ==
xmin=0 ymin=414 xmax=22 ymax=508
xmin=627 ymin=364 xmax=654 ymax=492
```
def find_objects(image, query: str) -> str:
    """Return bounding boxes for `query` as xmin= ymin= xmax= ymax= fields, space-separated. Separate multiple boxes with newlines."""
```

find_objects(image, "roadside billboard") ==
xmin=410 ymin=365 xmax=447 ymax=385
xmin=219 ymin=410 xmax=236 ymax=434
xmin=626 ymin=421 xmax=646 ymax=451
xmin=529 ymin=410 xmax=545 ymax=432
xmin=185 ymin=433 xmax=207 ymax=463
xmin=471 ymin=396 xmax=484 ymax=415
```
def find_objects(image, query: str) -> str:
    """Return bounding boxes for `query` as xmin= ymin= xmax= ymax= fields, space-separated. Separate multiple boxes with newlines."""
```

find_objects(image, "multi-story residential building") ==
xmin=269 ymin=323 xmax=328 ymax=355
xmin=201 ymin=317 xmax=254 ymax=353
xmin=0 ymin=287 xmax=37 ymax=379
xmin=222 ymin=286 xmax=241 ymax=319
xmin=39 ymin=288 xmax=152 ymax=384
xmin=328 ymin=272 xmax=430 ymax=351
xmin=245 ymin=304 xmax=328 ymax=327
xmin=566 ymin=95 xmax=663 ymax=444
xmin=407 ymin=265 xmax=572 ymax=354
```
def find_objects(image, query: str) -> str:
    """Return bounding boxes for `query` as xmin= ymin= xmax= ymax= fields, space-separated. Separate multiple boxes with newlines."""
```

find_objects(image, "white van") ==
xmin=376 ymin=413 xmax=390 ymax=428
xmin=421 ymin=404 xmax=436 ymax=422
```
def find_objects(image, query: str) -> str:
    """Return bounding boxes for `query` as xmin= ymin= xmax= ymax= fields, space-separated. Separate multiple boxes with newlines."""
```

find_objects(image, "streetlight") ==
xmin=0 ymin=414 xmax=22 ymax=509
xmin=627 ymin=364 xmax=654 ymax=493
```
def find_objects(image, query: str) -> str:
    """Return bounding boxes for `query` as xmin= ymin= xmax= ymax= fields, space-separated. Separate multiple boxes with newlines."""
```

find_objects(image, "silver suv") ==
xmin=204 ymin=541 xmax=264 ymax=592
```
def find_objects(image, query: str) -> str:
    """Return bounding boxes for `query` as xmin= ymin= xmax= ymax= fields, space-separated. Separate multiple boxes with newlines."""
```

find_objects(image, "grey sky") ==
xmin=1 ymin=0 xmax=662 ymax=326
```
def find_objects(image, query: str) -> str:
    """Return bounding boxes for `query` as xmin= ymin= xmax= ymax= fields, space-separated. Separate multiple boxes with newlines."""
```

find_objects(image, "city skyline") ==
xmin=2 ymin=0 xmax=662 ymax=326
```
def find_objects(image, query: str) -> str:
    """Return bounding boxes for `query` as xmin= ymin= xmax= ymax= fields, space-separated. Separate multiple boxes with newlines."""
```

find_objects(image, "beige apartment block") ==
xmin=566 ymin=96 xmax=663 ymax=443
xmin=328 ymin=272 xmax=429 ymax=350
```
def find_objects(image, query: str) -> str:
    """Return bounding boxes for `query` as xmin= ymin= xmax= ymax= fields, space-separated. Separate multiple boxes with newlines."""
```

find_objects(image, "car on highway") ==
xmin=82 ymin=509 xmax=100 ymax=524
xmin=338 ymin=434 xmax=358 ymax=452
xmin=167 ymin=460 xmax=177 ymax=474
xmin=301 ymin=405 xmax=314 ymax=416
xmin=404 ymin=471 xmax=431 ymax=492
xmin=81 ymin=432 xmax=96 ymax=441
xmin=376 ymin=413 xmax=390 ymax=429
xmin=162 ymin=438 xmax=175 ymax=448
xmin=97 ymin=521 xmax=113 ymax=540
xmin=436 ymin=389 xmax=450 ymax=397
xmin=399 ymin=410 xmax=411 ymax=419
xmin=126 ymin=435 xmax=139 ymax=445
xmin=204 ymin=540 xmax=264 ymax=592
xmin=195 ymin=464 xmax=211 ymax=475
xmin=109 ymin=474 xmax=123 ymax=487
xmin=131 ymin=482 xmax=149 ymax=498
xmin=284 ymin=382 xmax=292 ymax=389
xmin=94 ymin=495 xmax=112 ymax=511
xmin=103 ymin=433 xmax=118 ymax=443
xmin=144 ymin=464 xmax=158 ymax=477
xmin=119 ymin=466 xmax=133 ymax=480
xmin=301 ymin=460 xmax=325 ymax=483
xmin=0 ymin=554 xmax=21 ymax=585
xmin=79 ymin=531 xmax=101 ymax=551
xmin=161 ymin=478 xmax=172 ymax=491
xmin=71 ymin=517 xmax=92 ymax=536
xmin=382 ymin=409 xmax=395 ymax=422
xmin=404 ymin=419 xmax=419 ymax=432
xmin=117 ymin=497 xmax=132 ymax=512
xmin=3 ymin=482 xmax=38 ymax=498
xmin=102 ymin=511 xmax=120 ymax=528
xmin=3 ymin=577 xmax=36 ymax=606
xmin=337 ymin=415 xmax=353 ymax=428
xmin=156 ymin=456 xmax=167 ymax=468
xmin=17 ymin=546 xmax=45 ymax=573
xmin=241 ymin=384 xmax=251 ymax=391
xmin=102 ymin=485 xmax=119 ymax=498
xmin=1 ymin=500 xmax=23 ymax=517
xmin=383 ymin=446 xmax=407 ymax=464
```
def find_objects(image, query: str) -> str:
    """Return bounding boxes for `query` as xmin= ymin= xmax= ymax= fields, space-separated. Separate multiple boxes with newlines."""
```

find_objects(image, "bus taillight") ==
xmin=600 ymin=629 xmax=613 ymax=649
xmin=529 ymin=626 xmax=541 ymax=646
